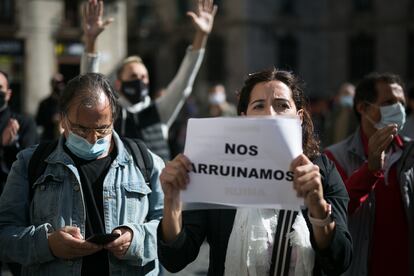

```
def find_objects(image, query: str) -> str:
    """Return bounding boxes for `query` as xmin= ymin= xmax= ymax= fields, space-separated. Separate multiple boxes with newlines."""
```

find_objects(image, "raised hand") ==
xmin=367 ymin=124 xmax=397 ymax=172
xmin=82 ymin=0 xmax=113 ymax=40
xmin=2 ymin=118 xmax=19 ymax=146
xmin=160 ymin=154 xmax=192 ymax=202
xmin=291 ymin=154 xmax=327 ymax=219
xmin=291 ymin=154 xmax=335 ymax=249
xmin=82 ymin=0 xmax=113 ymax=53
xmin=159 ymin=154 xmax=192 ymax=243
xmin=187 ymin=0 xmax=218 ymax=35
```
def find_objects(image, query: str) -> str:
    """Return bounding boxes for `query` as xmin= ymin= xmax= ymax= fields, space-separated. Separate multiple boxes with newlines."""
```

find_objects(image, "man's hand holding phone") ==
xmin=104 ymin=227 xmax=134 ymax=259
xmin=48 ymin=226 xmax=103 ymax=259
xmin=86 ymin=233 xmax=120 ymax=244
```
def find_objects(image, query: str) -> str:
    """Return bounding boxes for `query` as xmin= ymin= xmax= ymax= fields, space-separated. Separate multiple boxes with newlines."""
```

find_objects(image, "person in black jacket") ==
xmin=36 ymin=73 xmax=65 ymax=141
xmin=0 ymin=70 xmax=38 ymax=193
xmin=0 ymin=71 xmax=38 ymax=275
xmin=157 ymin=68 xmax=352 ymax=276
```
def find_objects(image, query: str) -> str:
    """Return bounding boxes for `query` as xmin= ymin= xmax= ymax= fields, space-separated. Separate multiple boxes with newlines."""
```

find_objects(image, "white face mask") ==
xmin=208 ymin=93 xmax=226 ymax=105
xmin=65 ymin=132 xmax=110 ymax=160
xmin=365 ymin=102 xmax=406 ymax=132
xmin=339 ymin=95 xmax=354 ymax=108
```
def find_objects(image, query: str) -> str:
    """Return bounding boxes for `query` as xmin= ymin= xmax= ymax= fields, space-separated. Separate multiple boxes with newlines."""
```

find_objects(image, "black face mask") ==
xmin=120 ymin=79 xmax=149 ymax=104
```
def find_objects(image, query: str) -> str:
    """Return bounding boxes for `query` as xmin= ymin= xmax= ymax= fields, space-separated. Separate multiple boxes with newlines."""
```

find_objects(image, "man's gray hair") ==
xmin=59 ymin=73 xmax=119 ymax=120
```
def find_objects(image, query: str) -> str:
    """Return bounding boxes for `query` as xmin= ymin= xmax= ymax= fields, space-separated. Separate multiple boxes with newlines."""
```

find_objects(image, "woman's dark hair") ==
xmin=237 ymin=68 xmax=320 ymax=159
xmin=59 ymin=73 xmax=119 ymax=121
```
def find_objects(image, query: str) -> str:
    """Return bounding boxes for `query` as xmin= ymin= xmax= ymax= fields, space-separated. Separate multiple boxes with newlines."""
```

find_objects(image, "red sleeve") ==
xmin=345 ymin=162 xmax=382 ymax=214
xmin=324 ymin=150 xmax=382 ymax=214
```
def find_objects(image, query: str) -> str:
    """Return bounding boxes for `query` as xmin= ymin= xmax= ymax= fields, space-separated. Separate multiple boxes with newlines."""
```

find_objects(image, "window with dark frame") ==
xmin=353 ymin=0 xmax=372 ymax=12
xmin=0 ymin=0 xmax=14 ymax=24
xmin=136 ymin=0 xmax=153 ymax=26
xmin=206 ymin=35 xmax=225 ymax=83
xmin=278 ymin=35 xmax=298 ymax=72
xmin=280 ymin=0 xmax=295 ymax=15
xmin=349 ymin=34 xmax=375 ymax=81
xmin=64 ymin=0 xmax=80 ymax=27
xmin=177 ymin=0 xmax=189 ymax=22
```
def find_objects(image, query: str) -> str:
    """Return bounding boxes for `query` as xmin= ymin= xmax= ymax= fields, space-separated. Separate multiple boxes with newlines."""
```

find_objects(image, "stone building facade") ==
xmin=1 ymin=0 xmax=413 ymax=114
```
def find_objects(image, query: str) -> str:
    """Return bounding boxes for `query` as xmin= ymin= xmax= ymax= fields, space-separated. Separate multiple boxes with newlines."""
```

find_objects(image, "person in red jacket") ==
xmin=325 ymin=72 xmax=414 ymax=276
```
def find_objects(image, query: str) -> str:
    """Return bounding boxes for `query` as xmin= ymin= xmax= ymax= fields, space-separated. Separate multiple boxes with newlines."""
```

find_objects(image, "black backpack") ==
xmin=27 ymin=137 xmax=154 ymax=201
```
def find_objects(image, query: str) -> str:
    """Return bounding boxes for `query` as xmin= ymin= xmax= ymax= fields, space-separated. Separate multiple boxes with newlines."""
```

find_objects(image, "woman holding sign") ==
xmin=157 ymin=68 xmax=352 ymax=276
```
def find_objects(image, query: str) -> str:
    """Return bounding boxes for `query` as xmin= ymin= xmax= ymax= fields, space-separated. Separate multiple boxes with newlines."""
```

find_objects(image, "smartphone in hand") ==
xmin=86 ymin=233 xmax=120 ymax=245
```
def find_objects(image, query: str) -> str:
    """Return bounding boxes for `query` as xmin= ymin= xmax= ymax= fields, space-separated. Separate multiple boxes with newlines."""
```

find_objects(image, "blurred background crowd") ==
xmin=0 ymin=1 xmax=414 ymax=275
xmin=0 ymin=0 xmax=414 ymax=150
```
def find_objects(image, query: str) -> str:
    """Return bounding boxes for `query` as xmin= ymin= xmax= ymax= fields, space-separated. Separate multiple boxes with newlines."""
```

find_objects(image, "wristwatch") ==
xmin=308 ymin=203 xmax=333 ymax=227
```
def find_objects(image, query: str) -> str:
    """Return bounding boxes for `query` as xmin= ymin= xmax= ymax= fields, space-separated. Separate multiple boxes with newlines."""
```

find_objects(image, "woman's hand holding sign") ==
xmin=291 ymin=154 xmax=325 ymax=215
xmin=290 ymin=154 xmax=335 ymax=249
xmin=160 ymin=154 xmax=192 ymax=199
xmin=160 ymin=154 xmax=192 ymax=243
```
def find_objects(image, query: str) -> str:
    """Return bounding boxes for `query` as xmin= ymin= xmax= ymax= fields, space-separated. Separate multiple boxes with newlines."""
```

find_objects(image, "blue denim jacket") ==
xmin=0 ymin=132 xmax=164 ymax=275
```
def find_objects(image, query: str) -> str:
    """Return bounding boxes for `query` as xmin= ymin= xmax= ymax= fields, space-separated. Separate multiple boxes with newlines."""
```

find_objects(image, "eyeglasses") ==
xmin=65 ymin=116 xmax=113 ymax=139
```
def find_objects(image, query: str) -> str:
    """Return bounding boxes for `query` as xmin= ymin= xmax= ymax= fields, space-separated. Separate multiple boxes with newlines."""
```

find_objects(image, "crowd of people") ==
xmin=0 ymin=0 xmax=412 ymax=276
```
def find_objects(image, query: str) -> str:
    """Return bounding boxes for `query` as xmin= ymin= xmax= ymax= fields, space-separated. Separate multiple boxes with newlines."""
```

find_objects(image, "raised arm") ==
xmin=80 ymin=0 xmax=113 ymax=73
xmin=156 ymin=0 xmax=217 ymax=127
xmin=157 ymin=153 xmax=208 ymax=272
xmin=188 ymin=0 xmax=218 ymax=50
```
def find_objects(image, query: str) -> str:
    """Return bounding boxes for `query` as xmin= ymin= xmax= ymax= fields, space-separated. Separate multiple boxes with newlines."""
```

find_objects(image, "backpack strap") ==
xmin=27 ymin=140 xmax=58 ymax=201
xmin=121 ymin=137 xmax=153 ymax=185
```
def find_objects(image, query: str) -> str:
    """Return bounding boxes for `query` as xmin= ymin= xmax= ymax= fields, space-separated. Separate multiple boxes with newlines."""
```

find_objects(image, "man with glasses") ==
xmin=0 ymin=73 xmax=164 ymax=276
xmin=325 ymin=73 xmax=414 ymax=276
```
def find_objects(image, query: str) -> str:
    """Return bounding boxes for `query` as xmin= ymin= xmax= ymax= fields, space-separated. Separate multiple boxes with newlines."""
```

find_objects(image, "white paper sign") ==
xmin=182 ymin=116 xmax=303 ymax=210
